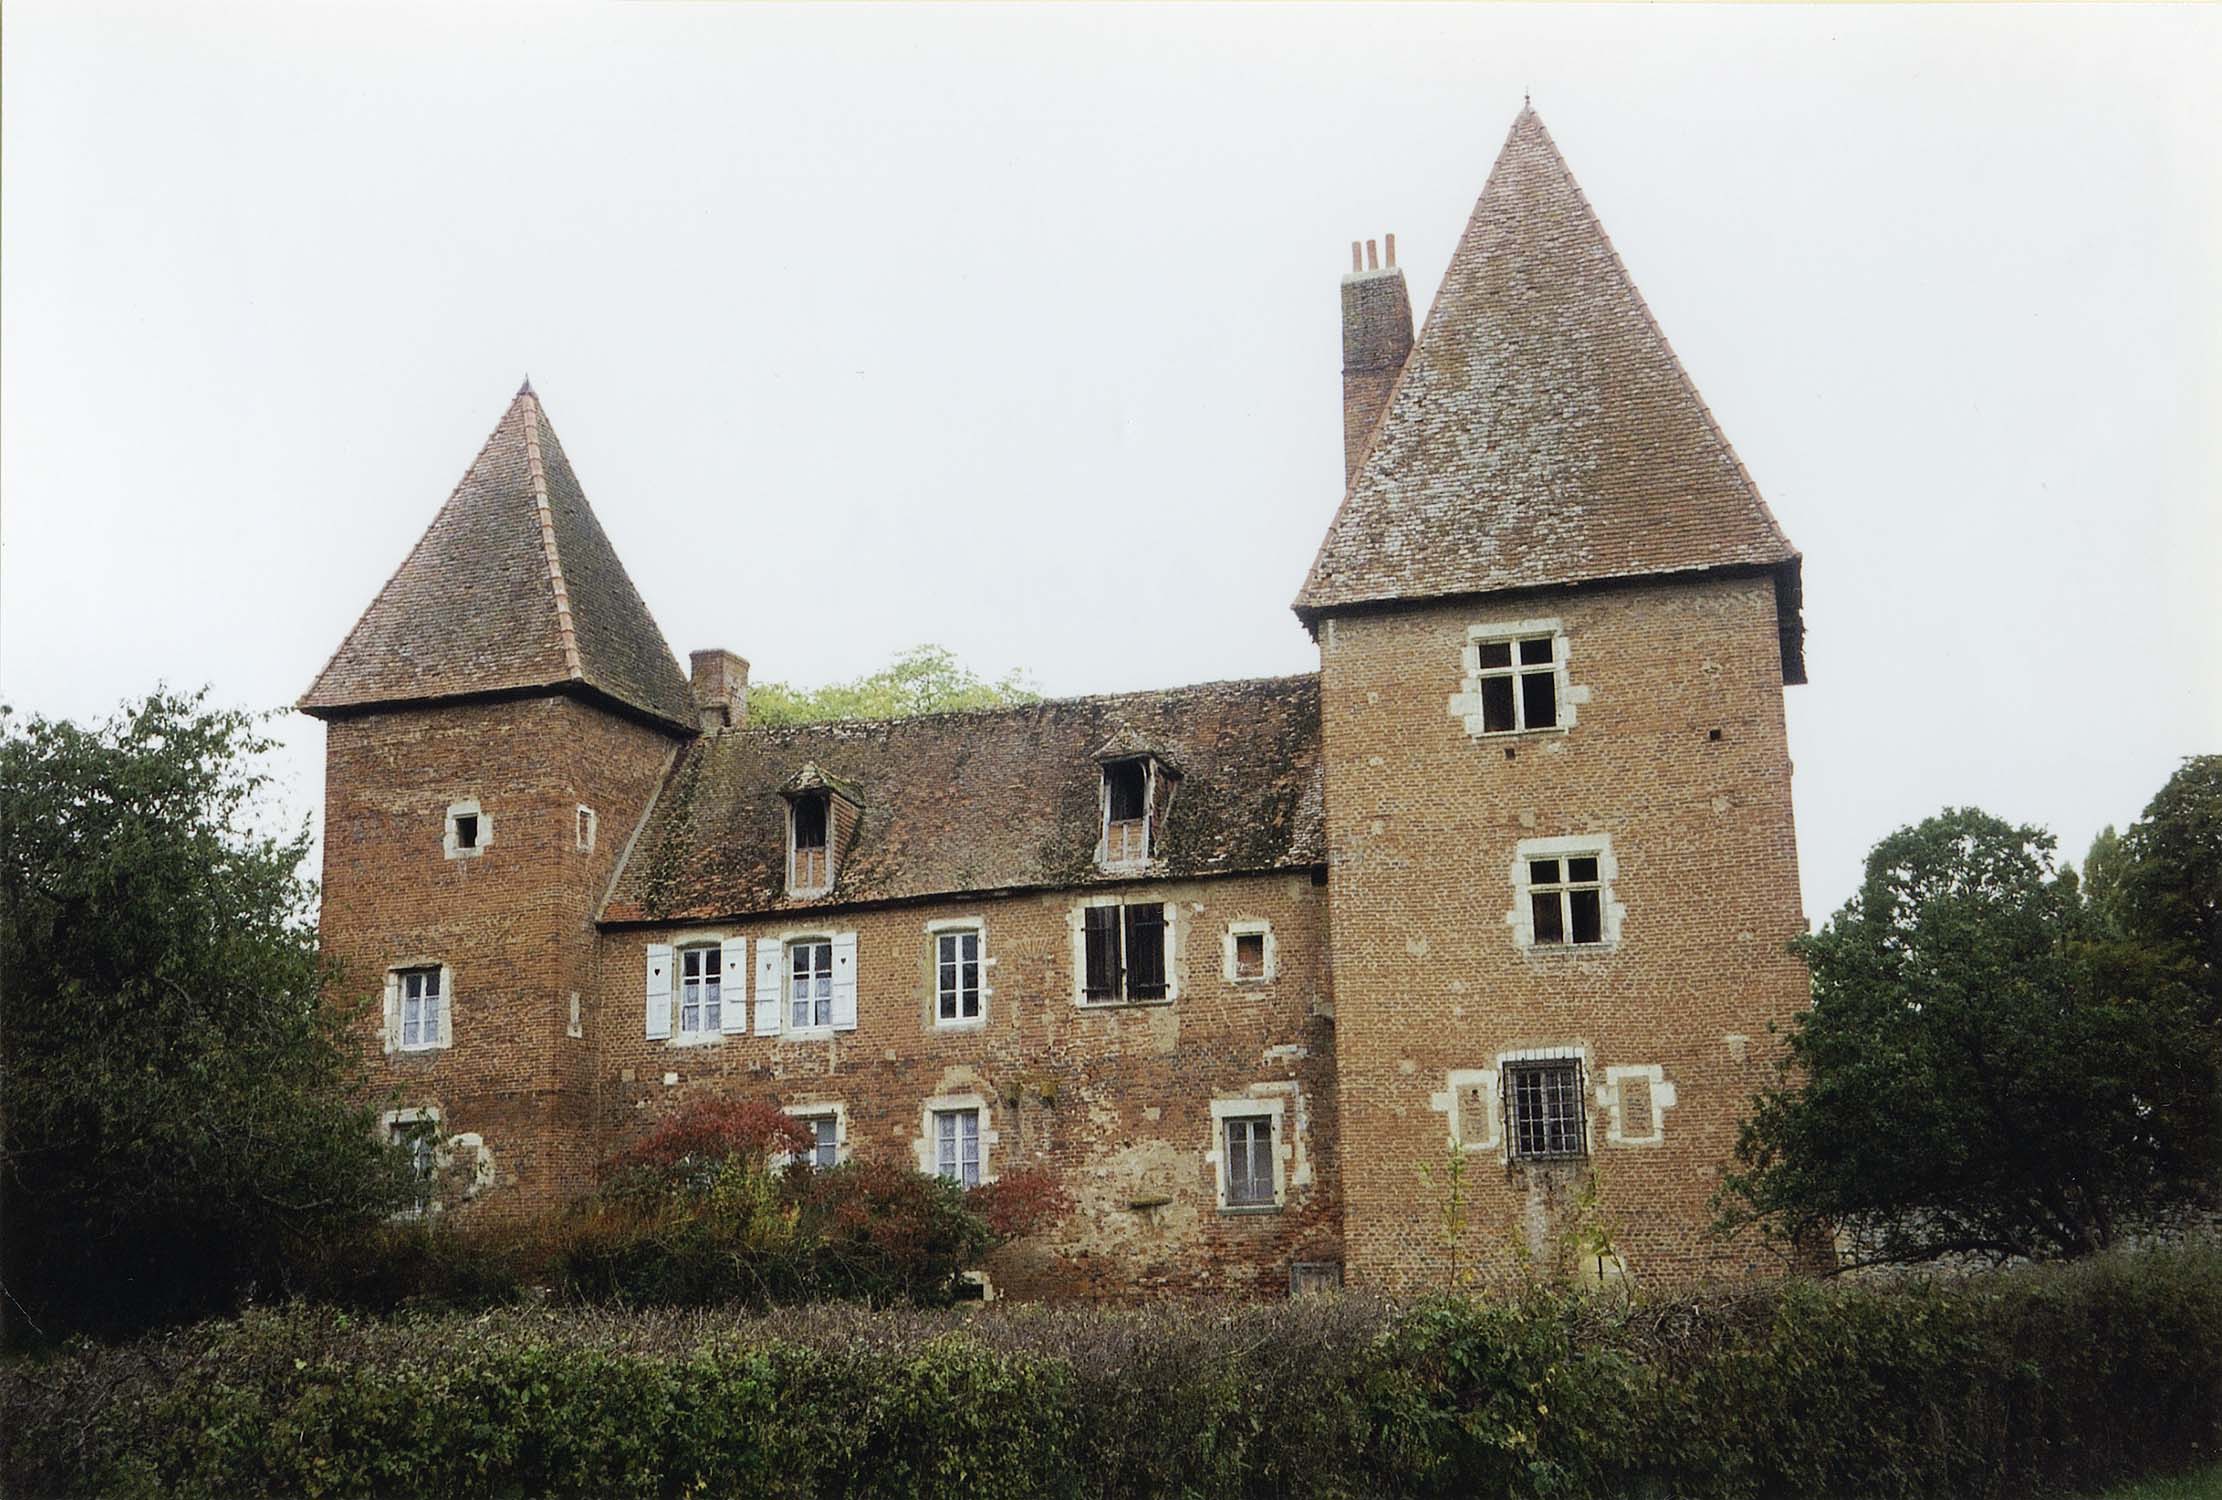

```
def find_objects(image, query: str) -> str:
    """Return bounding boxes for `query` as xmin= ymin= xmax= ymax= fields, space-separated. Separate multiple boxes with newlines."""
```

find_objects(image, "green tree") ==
xmin=1722 ymin=806 xmax=2218 ymax=1268
xmin=0 ymin=691 xmax=411 ymax=1342
xmin=2107 ymin=756 xmax=2222 ymax=1021
xmin=748 ymin=644 xmax=1039 ymax=726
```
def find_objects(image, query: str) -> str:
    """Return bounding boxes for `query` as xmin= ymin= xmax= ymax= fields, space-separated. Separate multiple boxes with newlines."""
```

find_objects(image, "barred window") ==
xmin=678 ymin=945 xmax=722 ymax=1035
xmin=1505 ymin=1060 xmax=1587 ymax=1161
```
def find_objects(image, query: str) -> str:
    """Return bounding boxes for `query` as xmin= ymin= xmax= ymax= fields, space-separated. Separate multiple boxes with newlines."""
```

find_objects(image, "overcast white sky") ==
xmin=4 ymin=1 xmax=2217 ymax=922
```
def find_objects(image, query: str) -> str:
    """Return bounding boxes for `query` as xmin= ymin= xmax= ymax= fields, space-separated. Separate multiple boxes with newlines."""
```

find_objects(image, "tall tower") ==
xmin=300 ymin=385 xmax=699 ymax=1213
xmin=1297 ymin=108 xmax=1809 ymax=1288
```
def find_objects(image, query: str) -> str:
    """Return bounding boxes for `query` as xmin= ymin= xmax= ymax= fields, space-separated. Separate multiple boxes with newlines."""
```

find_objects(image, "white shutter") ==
xmin=753 ymin=941 xmax=781 ymax=1035
xmin=830 ymin=931 xmax=859 ymax=1031
xmin=720 ymin=937 xmax=750 ymax=1033
xmin=645 ymin=944 xmax=673 ymax=1040
xmin=436 ymin=965 xmax=454 ymax=1048
xmin=382 ymin=972 xmax=399 ymax=1055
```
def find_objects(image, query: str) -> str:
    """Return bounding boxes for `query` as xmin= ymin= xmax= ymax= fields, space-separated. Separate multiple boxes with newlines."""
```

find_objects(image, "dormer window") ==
xmin=1102 ymin=758 xmax=1150 ymax=867
xmin=790 ymin=793 xmax=830 ymax=894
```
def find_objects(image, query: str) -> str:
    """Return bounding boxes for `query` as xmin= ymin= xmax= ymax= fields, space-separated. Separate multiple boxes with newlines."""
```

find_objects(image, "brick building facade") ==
xmin=303 ymin=107 xmax=1809 ymax=1296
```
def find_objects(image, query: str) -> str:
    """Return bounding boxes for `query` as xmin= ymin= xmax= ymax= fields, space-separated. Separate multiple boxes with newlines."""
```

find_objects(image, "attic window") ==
xmin=443 ymin=800 xmax=489 ymax=860
xmin=1102 ymin=759 xmax=1150 ymax=866
xmin=790 ymin=793 xmax=830 ymax=893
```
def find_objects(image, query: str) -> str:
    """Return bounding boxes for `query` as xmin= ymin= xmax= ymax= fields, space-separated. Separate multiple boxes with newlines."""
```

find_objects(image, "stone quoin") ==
xmin=303 ymin=105 xmax=1809 ymax=1296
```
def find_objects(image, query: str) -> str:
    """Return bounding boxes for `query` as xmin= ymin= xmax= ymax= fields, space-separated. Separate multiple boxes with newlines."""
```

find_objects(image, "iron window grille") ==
xmin=1527 ymin=855 xmax=1606 ymax=946
xmin=1504 ymin=1059 xmax=1588 ymax=1161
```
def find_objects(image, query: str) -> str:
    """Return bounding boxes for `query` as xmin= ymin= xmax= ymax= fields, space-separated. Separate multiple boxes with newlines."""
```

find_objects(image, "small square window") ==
xmin=1233 ymin=932 xmax=1266 ymax=979
xmin=443 ymin=801 xmax=490 ymax=860
xmin=1506 ymin=1060 xmax=1587 ymax=1161
xmin=454 ymin=814 xmax=479 ymax=849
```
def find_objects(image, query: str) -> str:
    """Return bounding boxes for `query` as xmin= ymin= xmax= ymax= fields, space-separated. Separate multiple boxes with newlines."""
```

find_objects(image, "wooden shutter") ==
xmin=754 ymin=941 xmax=781 ymax=1035
xmin=830 ymin=932 xmax=859 ymax=1031
xmin=382 ymin=971 xmax=400 ymax=1055
xmin=1082 ymin=906 xmax=1120 ymax=1001
xmin=719 ymin=937 xmax=750 ymax=1033
xmin=436 ymin=965 xmax=454 ymax=1048
xmin=1125 ymin=904 xmax=1166 ymax=1000
xmin=644 ymin=944 xmax=673 ymax=1040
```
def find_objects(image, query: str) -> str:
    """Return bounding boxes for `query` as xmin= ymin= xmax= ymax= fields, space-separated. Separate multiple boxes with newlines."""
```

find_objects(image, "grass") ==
xmin=2087 ymin=1464 xmax=2222 ymax=1500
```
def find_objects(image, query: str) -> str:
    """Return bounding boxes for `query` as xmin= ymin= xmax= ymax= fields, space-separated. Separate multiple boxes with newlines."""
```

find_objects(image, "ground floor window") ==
xmin=1506 ymin=1059 xmax=1587 ymax=1160
xmin=1223 ymin=1114 xmax=1276 ymax=1206
xmin=935 ymin=1108 xmax=981 ymax=1187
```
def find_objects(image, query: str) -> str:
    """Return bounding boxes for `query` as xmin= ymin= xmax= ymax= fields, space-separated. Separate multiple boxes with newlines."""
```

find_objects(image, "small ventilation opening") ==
xmin=1234 ymin=932 xmax=1267 ymax=979
xmin=454 ymin=814 xmax=479 ymax=850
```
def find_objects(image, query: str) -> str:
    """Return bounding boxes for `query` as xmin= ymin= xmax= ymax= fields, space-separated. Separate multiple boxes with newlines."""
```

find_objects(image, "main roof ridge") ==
xmin=1294 ymin=104 xmax=1803 ymax=671
xmin=730 ymin=670 xmax=1319 ymax=741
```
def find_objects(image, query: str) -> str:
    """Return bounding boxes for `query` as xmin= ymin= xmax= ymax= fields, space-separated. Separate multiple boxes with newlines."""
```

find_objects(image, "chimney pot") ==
xmin=1365 ymin=239 xmax=1379 ymax=270
xmin=1350 ymin=240 xmax=1363 ymax=273
xmin=1385 ymin=233 xmax=1396 ymax=267
xmin=689 ymin=649 xmax=750 ymax=732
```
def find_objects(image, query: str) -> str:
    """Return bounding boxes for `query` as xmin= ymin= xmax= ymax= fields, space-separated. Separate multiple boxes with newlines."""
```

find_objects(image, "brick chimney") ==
xmin=1340 ymin=235 xmax=1413 ymax=484
xmin=688 ymin=649 xmax=750 ymax=731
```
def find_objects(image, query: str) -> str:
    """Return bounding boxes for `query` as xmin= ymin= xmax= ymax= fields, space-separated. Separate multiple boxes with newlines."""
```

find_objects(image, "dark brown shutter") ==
xmin=1125 ymin=903 xmax=1166 ymax=999
xmin=1083 ymin=905 xmax=1121 ymax=1001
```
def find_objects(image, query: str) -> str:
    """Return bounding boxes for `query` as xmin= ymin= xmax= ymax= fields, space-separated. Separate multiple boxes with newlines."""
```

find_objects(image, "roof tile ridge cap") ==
xmin=1527 ymin=112 xmax=1796 ymax=556
xmin=520 ymin=391 xmax=587 ymax=683
xmin=1295 ymin=106 xmax=1537 ymax=612
xmin=734 ymin=672 xmax=1321 ymax=736
xmin=300 ymin=394 xmax=531 ymax=707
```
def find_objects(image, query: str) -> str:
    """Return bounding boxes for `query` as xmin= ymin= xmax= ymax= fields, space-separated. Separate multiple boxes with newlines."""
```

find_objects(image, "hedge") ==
xmin=5 ymin=1240 xmax=2219 ymax=1499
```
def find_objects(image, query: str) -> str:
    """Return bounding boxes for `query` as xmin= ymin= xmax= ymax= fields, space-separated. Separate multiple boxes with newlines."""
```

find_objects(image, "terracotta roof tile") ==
xmin=1295 ymin=107 xmax=1803 ymax=670
xmin=602 ymin=675 xmax=1322 ymax=923
xmin=300 ymin=386 xmax=695 ymax=730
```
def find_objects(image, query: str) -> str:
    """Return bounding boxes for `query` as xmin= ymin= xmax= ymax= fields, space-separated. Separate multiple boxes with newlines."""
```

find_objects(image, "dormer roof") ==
xmin=1294 ymin=107 xmax=1803 ymax=680
xmin=1091 ymin=725 xmax=1179 ymax=776
xmin=779 ymin=762 xmax=864 ymax=806
xmin=299 ymin=384 xmax=696 ymax=731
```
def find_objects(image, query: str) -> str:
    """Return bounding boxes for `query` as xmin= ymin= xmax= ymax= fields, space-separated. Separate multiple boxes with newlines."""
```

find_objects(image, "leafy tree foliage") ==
xmin=1723 ymin=799 xmax=2220 ymax=1268
xmin=749 ymin=644 xmax=1039 ymax=726
xmin=0 ymin=691 xmax=411 ymax=1341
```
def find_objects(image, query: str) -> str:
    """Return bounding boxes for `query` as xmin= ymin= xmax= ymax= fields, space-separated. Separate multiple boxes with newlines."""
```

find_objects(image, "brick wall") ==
xmin=1315 ymin=574 xmax=1808 ymax=1291
xmin=593 ymin=870 xmax=1340 ymax=1299
xmin=319 ymin=694 xmax=679 ymax=1216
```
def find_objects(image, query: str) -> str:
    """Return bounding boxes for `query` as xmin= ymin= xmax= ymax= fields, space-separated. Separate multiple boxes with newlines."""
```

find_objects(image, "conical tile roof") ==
xmin=1295 ymin=107 xmax=1802 ymax=669
xmin=300 ymin=385 xmax=696 ymax=730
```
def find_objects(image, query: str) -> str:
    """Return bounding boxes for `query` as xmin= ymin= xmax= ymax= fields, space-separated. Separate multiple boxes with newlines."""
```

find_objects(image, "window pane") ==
xmin=422 ymin=970 xmax=439 ymax=998
xmin=1518 ymin=636 xmax=1554 ymax=665
xmin=1532 ymin=891 xmax=1565 ymax=945
xmin=1521 ymin=669 xmax=1558 ymax=730
xmin=1570 ymin=889 xmax=1603 ymax=945
xmin=1567 ymin=857 xmax=1598 ymax=883
xmin=1529 ymin=859 xmax=1560 ymax=886
xmin=1475 ymin=640 xmax=1512 ymax=669
xmin=1480 ymin=676 xmax=1516 ymax=733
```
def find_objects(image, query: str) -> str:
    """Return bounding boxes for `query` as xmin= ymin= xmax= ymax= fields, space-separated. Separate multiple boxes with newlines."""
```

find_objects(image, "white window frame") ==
xmin=915 ymin=1092 xmax=997 ymax=1185
xmin=1222 ymin=918 xmax=1277 ymax=984
xmin=787 ymin=935 xmax=836 ymax=1032
xmin=927 ymin=917 xmax=988 ymax=1028
xmin=781 ymin=1101 xmax=850 ymax=1169
xmin=1097 ymin=758 xmax=1154 ymax=870
xmin=575 ymin=805 xmax=597 ymax=853
xmin=676 ymin=941 xmax=726 ymax=1039
xmin=1507 ymin=835 xmax=1625 ymax=952
xmin=1448 ymin=618 xmax=1584 ymax=739
xmin=1208 ymin=1094 xmax=1291 ymax=1212
xmin=1070 ymin=894 xmax=1179 ymax=1007
xmin=443 ymin=798 xmax=491 ymax=859
xmin=386 ymin=963 xmax=452 ymax=1053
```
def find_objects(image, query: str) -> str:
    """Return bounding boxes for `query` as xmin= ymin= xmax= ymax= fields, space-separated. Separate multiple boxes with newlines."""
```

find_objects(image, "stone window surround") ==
xmin=1602 ymin=1064 xmax=1676 ymax=1146
xmin=1447 ymin=617 xmax=1590 ymax=739
xmin=1207 ymin=1089 xmax=1305 ymax=1214
xmin=913 ymin=1092 xmax=997 ymax=1185
xmin=378 ymin=1104 xmax=496 ymax=1212
xmin=443 ymin=798 xmax=490 ymax=860
xmin=780 ymin=1099 xmax=851 ymax=1167
xmin=1506 ymin=835 xmax=1626 ymax=952
xmin=1069 ymin=893 xmax=1183 ymax=1007
xmin=924 ymin=915 xmax=992 ymax=1030
xmin=383 ymin=961 xmax=453 ymax=1054
xmin=1221 ymin=917 xmax=1278 ymax=985
xmin=1433 ymin=1045 xmax=1628 ymax=1163
xmin=575 ymin=804 xmax=597 ymax=853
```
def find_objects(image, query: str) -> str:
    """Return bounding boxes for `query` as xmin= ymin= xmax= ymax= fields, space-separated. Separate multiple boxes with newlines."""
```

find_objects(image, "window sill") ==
xmin=1076 ymin=997 xmax=1175 ymax=1010
xmin=1218 ymin=1203 xmax=1284 ymax=1216
xmin=778 ymin=1026 xmax=839 ymax=1041
xmin=667 ymin=1031 xmax=729 ymax=1048
xmin=392 ymin=1042 xmax=449 ymax=1055
xmin=933 ymin=1017 xmax=988 ymax=1032
xmin=1227 ymin=975 xmax=1275 ymax=987
xmin=1517 ymin=943 xmax=1619 ymax=958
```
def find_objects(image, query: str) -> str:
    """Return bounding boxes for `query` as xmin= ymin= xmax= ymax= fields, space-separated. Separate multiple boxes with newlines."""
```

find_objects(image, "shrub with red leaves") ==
xmin=606 ymin=1097 xmax=814 ymax=1177
xmin=967 ymin=1167 xmax=1072 ymax=1241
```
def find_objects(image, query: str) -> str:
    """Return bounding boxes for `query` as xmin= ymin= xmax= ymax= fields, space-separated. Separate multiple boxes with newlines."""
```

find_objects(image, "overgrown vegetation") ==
xmin=1724 ymin=759 xmax=2222 ymax=1268
xmin=748 ymin=644 xmax=1040 ymax=726
xmin=8 ymin=1240 xmax=2219 ymax=1499
xmin=0 ymin=692 xmax=414 ymax=1344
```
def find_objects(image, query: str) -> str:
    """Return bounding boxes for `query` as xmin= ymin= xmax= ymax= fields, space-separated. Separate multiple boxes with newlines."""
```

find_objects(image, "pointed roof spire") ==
xmin=300 ymin=386 xmax=697 ymax=730
xmin=1295 ymin=106 xmax=1803 ymax=678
